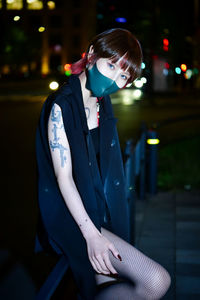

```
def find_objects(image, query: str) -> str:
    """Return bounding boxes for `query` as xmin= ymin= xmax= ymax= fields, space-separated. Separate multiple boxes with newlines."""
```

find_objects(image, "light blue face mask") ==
xmin=86 ymin=63 xmax=120 ymax=97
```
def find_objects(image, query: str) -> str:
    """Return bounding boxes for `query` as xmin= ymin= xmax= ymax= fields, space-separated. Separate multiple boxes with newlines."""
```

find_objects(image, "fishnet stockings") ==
xmin=95 ymin=228 xmax=171 ymax=300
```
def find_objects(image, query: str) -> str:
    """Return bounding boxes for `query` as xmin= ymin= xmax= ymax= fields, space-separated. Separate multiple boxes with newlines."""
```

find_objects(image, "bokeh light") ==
xmin=49 ymin=81 xmax=59 ymax=90
xmin=38 ymin=26 xmax=45 ymax=32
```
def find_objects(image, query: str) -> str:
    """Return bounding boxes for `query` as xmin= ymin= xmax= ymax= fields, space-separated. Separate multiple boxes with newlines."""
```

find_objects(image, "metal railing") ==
xmin=124 ymin=123 xmax=159 ymax=244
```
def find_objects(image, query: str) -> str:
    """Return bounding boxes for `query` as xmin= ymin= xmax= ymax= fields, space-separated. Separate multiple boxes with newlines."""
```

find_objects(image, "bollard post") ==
xmin=147 ymin=129 xmax=159 ymax=195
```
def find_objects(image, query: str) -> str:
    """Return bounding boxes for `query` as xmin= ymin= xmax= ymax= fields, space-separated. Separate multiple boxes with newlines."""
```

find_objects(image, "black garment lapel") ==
xmin=99 ymin=96 xmax=117 ymax=186
xmin=69 ymin=75 xmax=117 ymax=186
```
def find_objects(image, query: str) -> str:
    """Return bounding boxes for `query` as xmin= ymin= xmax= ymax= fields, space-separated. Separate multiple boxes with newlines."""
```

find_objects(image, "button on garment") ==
xmin=111 ymin=139 xmax=116 ymax=147
xmin=114 ymin=179 xmax=120 ymax=186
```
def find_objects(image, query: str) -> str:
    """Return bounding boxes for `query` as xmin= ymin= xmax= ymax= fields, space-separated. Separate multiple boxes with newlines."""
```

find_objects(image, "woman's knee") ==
xmin=144 ymin=266 xmax=171 ymax=299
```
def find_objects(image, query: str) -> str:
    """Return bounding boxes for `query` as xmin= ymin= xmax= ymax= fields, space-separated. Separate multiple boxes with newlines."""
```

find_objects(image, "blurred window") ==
xmin=47 ymin=1 xmax=55 ymax=10
xmin=7 ymin=0 xmax=23 ymax=10
xmin=0 ymin=0 xmax=2 ymax=9
xmin=26 ymin=0 xmax=43 ymax=10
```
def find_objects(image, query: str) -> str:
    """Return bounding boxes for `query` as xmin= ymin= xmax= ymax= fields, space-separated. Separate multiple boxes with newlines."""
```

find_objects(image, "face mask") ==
xmin=86 ymin=63 xmax=120 ymax=97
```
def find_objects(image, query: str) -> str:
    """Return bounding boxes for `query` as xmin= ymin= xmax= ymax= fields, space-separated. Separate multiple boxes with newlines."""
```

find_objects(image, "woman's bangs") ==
xmin=110 ymin=53 xmax=135 ymax=81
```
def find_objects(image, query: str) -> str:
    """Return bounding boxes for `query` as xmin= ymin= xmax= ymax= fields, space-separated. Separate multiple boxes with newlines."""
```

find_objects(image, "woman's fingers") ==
xmin=93 ymin=256 xmax=109 ymax=274
xmin=89 ymin=258 xmax=101 ymax=274
xmin=103 ymin=252 xmax=118 ymax=274
xmin=95 ymin=255 xmax=110 ymax=274
xmin=109 ymin=243 xmax=122 ymax=261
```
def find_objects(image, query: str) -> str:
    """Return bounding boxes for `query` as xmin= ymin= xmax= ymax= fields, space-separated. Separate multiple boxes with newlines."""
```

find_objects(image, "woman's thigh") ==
xmin=95 ymin=227 xmax=170 ymax=288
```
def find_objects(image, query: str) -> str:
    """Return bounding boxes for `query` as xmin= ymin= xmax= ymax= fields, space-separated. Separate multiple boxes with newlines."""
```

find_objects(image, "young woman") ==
xmin=35 ymin=28 xmax=171 ymax=300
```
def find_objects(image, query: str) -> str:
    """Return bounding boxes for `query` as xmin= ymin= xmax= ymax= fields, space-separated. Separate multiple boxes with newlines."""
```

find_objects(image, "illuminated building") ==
xmin=0 ymin=0 xmax=97 ymax=76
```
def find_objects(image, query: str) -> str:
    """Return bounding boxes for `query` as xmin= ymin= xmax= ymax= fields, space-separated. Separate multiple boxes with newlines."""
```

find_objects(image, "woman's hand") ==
xmin=86 ymin=231 xmax=121 ymax=275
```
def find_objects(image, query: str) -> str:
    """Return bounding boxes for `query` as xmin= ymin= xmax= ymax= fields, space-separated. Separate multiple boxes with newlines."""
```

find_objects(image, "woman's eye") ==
xmin=121 ymin=74 xmax=128 ymax=80
xmin=108 ymin=63 xmax=115 ymax=70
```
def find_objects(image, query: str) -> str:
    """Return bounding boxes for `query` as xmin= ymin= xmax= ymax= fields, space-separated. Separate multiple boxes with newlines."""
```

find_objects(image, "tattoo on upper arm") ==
xmin=51 ymin=104 xmax=62 ymax=123
xmin=49 ymin=104 xmax=68 ymax=168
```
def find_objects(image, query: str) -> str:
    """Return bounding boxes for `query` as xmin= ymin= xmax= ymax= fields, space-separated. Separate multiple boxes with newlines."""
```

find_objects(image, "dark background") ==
xmin=0 ymin=1 xmax=200 ymax=298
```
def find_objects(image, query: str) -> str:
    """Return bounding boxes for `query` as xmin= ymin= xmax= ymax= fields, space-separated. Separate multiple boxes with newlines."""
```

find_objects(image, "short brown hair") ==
xmin=72 ymin=28 xmax=143 ymax=82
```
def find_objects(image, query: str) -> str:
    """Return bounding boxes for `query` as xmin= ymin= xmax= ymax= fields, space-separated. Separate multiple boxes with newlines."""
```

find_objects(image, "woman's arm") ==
xmin=48 ymin=103 xmax=99 ymax=239
xmin=48 ymin=103 xmax=120 ymax=275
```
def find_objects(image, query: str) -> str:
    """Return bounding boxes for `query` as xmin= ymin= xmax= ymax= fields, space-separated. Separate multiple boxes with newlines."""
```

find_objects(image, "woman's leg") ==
xmin=95 ymin=227 xmax=171 ymax=300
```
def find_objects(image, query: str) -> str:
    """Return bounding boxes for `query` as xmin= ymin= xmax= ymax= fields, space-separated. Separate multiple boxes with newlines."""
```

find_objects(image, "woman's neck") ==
xmin=78 ymin=71 xmax=96 ymax=106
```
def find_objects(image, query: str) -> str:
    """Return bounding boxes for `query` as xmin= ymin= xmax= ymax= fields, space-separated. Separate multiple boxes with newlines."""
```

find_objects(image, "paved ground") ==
xmin=135 ymin=189 xmax=200 ymax=300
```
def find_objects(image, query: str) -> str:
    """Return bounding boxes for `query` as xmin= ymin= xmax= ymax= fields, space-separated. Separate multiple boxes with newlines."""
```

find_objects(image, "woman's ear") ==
xmin=87 ymin=45 xmax=94 ymax=62
xmin=86 ymin=45 xmax=95 ymax=69
xmin=88 ymin=45 xmax=94 ymax=55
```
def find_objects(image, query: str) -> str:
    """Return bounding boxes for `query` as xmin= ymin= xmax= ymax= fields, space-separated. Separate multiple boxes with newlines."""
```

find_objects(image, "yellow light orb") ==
xmin=47 ymin=1 xmax=56 ymax=9
xmin=38 ymin=26 xmax=45 ymax=32
xmin=13 ymin=16 xmax=20 ymax=21
xmin=49 ymin=81 xmax=59 ymax=90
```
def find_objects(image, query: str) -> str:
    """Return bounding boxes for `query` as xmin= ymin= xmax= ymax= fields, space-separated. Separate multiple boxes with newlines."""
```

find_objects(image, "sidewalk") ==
xmin=135 ymin=189 xmax=200 ymax=300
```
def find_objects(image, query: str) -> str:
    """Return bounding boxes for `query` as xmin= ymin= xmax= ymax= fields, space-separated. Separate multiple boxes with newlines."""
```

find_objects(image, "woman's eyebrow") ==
xmin=108 ymin=59 xmax=130 ymax=76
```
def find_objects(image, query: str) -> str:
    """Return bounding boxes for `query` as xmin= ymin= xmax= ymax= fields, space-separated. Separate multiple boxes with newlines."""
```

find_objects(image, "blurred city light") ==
xmin=163 ymin=38 xmax=169 ymax=51
xmin=49 ymin=81 xmax=59 ymax=90
xmin=120 ymin=90 xmax=134 ymax=105
xmin=120 ymin=88 xmax=142 ymax=105
xmin=54 ymin=44 xmax=62 ymax=53
xmin=134 ymin=79 xmax=143 ymax=88
xmin=193 ymin=68 xmax=199 ymax=75
xmin=38 ymin=26 xmax=45 ymax=32
xmin=175 ymin=67 xmax=181 ymax=74
xmin=187 ymin=69 xmax=192 ymax=77
xmin=27 ymin=0 xmax=43 ymax=10
xmin=185 ymin=69 xmax=192 ymax=79
xmin=180 ymin=64 xmax=187 ymax=72
xmin=13 ymin=15 xmax=20 ymax=21
xmin=64 ymin=63 xmax=72 ymax=76
xmin=133 ymin=89 xmax=142 ymax=99
xmin=47 ymin=1 xmax=55 ymax=9
xmin=97 ymin=14 xmax=104 ymax=19
xmin=115 ymin=17 xmax=127 ymax=23
xmin=163 ymin=38 xmax=169 ymax=46
xmin=7 ymin=0 xmax=23 ymax=10
xmin=141 ymin=62 xmax=146 ymax=69
xmin=147 ymin=138 xmax=160 ymax=145
xmin=165 ymin=62 xmax=170 ymax=69
xmin=141 ymin=77 xmax=147 ymax=84
xmin=163 ymin=68 xmax=168 ymax=75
